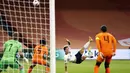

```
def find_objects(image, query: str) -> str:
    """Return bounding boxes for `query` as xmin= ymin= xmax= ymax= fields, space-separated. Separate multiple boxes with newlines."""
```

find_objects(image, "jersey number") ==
xmin=36 ymin=48 xmax=41 ymax=54
xmin=104 ymin=36 xmax=109 ymax=43
xmin=8 ymin=44 xmax=13 ymax=51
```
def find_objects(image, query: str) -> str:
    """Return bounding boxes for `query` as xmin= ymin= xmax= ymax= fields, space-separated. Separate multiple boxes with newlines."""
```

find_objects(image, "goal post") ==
xmin=0 ymin=0 xmax=56 ymax=73
xmin=49 ymin=0 xmax=56 ymax=73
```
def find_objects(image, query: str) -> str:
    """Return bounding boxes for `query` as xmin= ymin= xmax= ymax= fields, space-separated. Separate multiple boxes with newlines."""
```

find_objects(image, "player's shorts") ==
xmin=75 ymin=51 xmax=83 ymax=64
xmin=97 ymin=54 xmax=112 ymax=63
xmin=32 ymin=58 xmax=47 ymax=65
xmin=0 ymin=59 xmax=22 ymax=71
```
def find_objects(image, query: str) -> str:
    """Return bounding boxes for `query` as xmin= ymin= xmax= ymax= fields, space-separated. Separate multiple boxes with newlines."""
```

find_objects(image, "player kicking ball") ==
xmin=63 ymin=37 xmax=93 ymax=73
xmin=28 ymin=39 xmax=50 ymax=73
xmin=0 ymin=32 xmax=28 ymax=73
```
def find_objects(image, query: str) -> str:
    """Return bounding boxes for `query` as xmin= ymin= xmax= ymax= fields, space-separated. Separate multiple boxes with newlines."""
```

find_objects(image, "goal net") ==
xmin=0 ymin=0 xmax=55 ymax=73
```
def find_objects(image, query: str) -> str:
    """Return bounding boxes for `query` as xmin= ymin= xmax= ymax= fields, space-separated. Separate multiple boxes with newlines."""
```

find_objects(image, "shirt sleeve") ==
xmin=95 ymin=35 xmax=101 ymax=52
xmin=18 ymin=42 xmax=22 ymax=51
xmin=3 ymin=42 xmax=6 ymax=51
xmin=112 ymin=36 xmax=117 ymax=52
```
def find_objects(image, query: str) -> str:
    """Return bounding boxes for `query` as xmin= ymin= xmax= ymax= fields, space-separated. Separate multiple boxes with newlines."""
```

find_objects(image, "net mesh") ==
xmin=0 ymin=0 xmax=50 ymax=73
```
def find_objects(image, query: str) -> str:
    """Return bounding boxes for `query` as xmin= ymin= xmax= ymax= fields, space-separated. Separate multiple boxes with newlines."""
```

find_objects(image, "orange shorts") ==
xmin=32 ymin=58 xmax=47 ymax=65
xmin=96 ymin=53 xmax=112 ymax=63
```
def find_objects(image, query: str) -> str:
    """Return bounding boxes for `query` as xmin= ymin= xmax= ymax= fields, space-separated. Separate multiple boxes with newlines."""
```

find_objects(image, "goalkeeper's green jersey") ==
xmin=2 ymin=39 xmax=22 ymax=60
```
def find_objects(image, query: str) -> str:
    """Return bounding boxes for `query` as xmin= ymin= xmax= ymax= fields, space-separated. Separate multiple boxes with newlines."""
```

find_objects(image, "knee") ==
xmin=96 ymin=61 xmax=101 ymax=67
xmin=104 ymin=62 xmax=109 ymax=68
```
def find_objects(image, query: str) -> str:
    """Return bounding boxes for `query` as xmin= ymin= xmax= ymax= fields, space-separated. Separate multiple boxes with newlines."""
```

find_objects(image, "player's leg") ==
xmin=0 ymin=63 xmax=8 ymax=72
xmin=104 ymin=56 xmax=112 ymax=73
xmin=94 ymin=55 xmax=104 ymax=73
xmin=28 ymin=63 xmax=36 ymax=73
xmin=79 ymin=36 xmax=93 ymax=54
xmin=41 ymin=60 xmax=50 ymax=73
xmin=45 ymin=62 xmax=50 ymax=73
xmin=0 ymin=60 xmax=8 ymax=73
xmin=10 ymin=60 xmax=25 ymax=73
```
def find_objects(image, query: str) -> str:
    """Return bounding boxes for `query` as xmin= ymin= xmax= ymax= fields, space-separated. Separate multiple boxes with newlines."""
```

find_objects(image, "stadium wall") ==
xmin=56 ymin=49 xmax=130 ymax=60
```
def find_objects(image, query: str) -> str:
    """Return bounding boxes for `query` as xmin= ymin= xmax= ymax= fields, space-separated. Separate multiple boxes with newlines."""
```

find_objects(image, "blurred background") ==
xmin=56 ymin=0 xmax=130 ymax=73
xmin=56 ymin=0 xmax=130 ymax=49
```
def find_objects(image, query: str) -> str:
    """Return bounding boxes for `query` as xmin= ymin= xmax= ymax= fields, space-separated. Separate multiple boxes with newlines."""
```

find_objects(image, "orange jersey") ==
xmin=95 ymin=32 xmax=117 ymax=55
xmin=32 ymin=44 xmax=48 ymax=60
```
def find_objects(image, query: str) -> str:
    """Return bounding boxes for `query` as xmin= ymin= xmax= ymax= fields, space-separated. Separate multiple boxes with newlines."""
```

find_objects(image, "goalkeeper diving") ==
xmin=63 ymin=36 xmax=93 ymax=73
xmin=0 ymin=32 xmax=28 ymax=73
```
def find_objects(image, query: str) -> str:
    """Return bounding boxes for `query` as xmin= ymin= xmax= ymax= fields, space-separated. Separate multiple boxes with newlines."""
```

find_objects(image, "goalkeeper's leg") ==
xmin=9 ymin=60 xmax=25 ymax=73
xmin=0 ymin=61 xmax=8 ymax=73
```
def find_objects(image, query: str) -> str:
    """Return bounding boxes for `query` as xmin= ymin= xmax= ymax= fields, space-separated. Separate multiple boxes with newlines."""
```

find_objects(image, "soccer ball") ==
xmin=33 ymin=0 xmax=40 ymax=6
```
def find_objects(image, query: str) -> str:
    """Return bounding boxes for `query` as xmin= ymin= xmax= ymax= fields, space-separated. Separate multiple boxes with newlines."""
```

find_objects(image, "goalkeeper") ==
xmin=0 ymin=32 xmax=28 ymax=73
xmin=64 ymin=37 xmax=93 ymax=73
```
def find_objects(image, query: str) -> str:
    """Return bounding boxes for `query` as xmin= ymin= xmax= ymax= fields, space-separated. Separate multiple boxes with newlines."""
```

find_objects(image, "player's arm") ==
xmin=95 ymin=35 xmax=104 ymax=58
xmin=112 ymin=36 xmax=117 ymax=56
xmin=95 ymin=36 xmax=101 ymax=52
xmin=43 ymin=47 xmax=49 ymax=60
xmin=66 ymin=39 xmax=71 ymax=48
xmin=66 ymin=39 xmax=71 ymax=53
xmin=18 ymin=43 xmax=29 ymax=63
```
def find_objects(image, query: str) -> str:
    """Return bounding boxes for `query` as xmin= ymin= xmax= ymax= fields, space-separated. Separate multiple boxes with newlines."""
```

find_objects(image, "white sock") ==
xmin=83 ymin=41 xmax=90 ymax=49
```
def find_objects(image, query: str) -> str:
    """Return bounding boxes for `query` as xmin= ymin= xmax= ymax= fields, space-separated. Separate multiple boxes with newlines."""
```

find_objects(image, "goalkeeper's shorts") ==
xmin=0 ymin=59 xmax=22 ymax=70
xmin=75 ymin=51 xmax=83 ymax=64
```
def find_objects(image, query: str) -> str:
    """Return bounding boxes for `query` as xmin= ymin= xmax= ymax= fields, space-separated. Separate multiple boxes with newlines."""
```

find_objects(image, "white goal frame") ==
xmin=49 ymin=0 xmax=56 ymax=73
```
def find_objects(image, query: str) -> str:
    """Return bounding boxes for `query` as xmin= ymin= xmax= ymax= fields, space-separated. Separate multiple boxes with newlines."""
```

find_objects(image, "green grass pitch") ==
xmin=0 ymin=61 xmax=46 ymax=73
xmin=56 ymin=60 xmax=130 ymax=73
xmin=1 ymin=60 xmax=130 ymax=73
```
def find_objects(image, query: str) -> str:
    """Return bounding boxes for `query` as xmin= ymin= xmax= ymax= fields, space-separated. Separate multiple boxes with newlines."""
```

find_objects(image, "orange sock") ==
xmin=94 ymin=66 xmax=99 ymax=73
xmin=45 ymin=67 xmax=50 ymax=73
xmin=105 ymin=68 xmax=110 ymax=73
xmin=28 ymin=68 xmax=33 ymax=73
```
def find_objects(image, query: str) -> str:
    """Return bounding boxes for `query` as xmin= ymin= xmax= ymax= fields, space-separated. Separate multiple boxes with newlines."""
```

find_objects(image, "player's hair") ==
xmin=40 ymin=39 xmax=46 ymax=45
xmin=63 ymin=45 xmax=68 ymax=51
xmin=12 ymin=32 xmax=20 ymax=40
xmin=100 ymin=25 xmax=107 ymax=32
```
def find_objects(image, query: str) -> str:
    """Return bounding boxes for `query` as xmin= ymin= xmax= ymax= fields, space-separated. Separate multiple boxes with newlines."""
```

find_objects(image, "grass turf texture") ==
xmin=0 ymin=61 xmax=46 ymax=73
xmin=56 ymin=60 xmax=130 ymax=73
xmin=0 ymin=60 xmax=130 ymax=73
